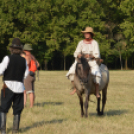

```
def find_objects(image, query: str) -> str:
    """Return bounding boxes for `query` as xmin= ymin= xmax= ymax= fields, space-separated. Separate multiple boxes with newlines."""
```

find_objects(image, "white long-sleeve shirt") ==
xmin=0 ymin=56 xmax=29 ymax=93
xmin=74 ymin=40 xmax=100 ymax=58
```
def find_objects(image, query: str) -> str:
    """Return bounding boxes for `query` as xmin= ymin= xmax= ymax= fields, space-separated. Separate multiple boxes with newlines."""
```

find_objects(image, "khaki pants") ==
xmin=24 ymin=74 xmax=35 ymax=94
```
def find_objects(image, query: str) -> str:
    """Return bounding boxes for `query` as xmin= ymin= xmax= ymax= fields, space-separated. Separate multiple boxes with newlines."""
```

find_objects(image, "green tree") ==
xmin=119 ymin=0 xmax=134 ymax=69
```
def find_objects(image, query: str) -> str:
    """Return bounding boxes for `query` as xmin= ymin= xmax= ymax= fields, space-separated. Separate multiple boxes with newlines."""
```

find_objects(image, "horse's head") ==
xmin=76 ymin=56 xmax=90 ymax=83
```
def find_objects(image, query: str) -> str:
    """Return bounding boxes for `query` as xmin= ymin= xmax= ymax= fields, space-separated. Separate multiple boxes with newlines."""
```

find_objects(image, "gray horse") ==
xmin=74 ymin=57 xmax=109 ymax=117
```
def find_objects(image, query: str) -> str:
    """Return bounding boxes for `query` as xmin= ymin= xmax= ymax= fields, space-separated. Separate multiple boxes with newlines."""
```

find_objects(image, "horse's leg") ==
xmin=84 ymin=90 xmax=90 ymax=118
xmin=96 ymin=93 xmax=101 ymax=115
xmin=101 ymin=86 xmax=108 ymax=115
xmin=76 ymin=90 xmax=84 ymax=117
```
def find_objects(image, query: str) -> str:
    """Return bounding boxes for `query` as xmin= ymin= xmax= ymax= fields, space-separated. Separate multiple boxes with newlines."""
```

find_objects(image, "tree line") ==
xmin=0 ymin=0 xmax=134 ymax=70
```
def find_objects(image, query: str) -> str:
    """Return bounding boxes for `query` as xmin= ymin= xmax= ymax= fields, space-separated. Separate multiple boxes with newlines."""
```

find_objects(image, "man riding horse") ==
xmin=66 ymin=26 xmax=101 ymax=98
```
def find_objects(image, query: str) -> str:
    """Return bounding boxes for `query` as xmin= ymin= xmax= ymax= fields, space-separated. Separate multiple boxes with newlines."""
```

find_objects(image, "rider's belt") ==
xmin=29 ymin=71 xmax=35 ymax=77
xmin=2 ymin=83 xmax=7 ymax=98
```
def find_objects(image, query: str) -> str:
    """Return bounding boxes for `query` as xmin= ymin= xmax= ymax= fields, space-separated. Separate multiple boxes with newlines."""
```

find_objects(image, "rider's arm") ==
xmin=74 ymin=40 xmax=83 ymax=58
xmin=93 ymin=41 xmax=100 ymax=58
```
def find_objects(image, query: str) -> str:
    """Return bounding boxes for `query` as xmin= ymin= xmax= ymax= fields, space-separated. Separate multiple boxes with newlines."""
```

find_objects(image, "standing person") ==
xmin=23 ymin=44 xmax=39 ymax=108
xmin=20 ymin=52 xmax=27 ymax=107
xmin=0 ymin=38 xmax=29 ymax=134
xmin=66 ymin=27 xmax=101 ymax=98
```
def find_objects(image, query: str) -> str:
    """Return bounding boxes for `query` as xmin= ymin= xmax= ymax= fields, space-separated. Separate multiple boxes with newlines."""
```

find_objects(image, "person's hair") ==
xmin=21 ymin=51 xmax=26 ymax=55
xmin=89 ymin=32 xmax=94 ymax=38
xmin=10 ymin=47 xmax=22 ymax=55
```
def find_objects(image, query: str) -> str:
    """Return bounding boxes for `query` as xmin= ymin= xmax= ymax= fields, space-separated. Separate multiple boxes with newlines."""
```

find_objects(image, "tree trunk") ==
xmin=119 ymin=49 xmax=123 ymax=70
xmin=115 ymin=58 xmax=116 ymax=69
xmin=64 ymin=55 xmax=66 ymax=71
xmin=125 ymin=56 xmax=128 ymax=70
xmin=40 ymin=64 xmax=42 ymax=70
xmin=44 ymin=59 xmax=48 ymax=70
xmin=106 ymin=55 xmax=108 ymax=66
xmin=52 ymin=60 xmax=54 ymax=70
xmin=132 ymin=53 xmax=134 ymax=69
xmin=132 ymin=58 xmax=133 ymax=69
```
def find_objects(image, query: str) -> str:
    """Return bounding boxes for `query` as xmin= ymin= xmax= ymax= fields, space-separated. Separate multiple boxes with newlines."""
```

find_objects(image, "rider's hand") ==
xmin=77 ymin=54 xmax=82 ymax=58
xmin=90 ymin=55 xmax=95 ymax=59
xmin=85 ymin=54 xmax=90 ymax=58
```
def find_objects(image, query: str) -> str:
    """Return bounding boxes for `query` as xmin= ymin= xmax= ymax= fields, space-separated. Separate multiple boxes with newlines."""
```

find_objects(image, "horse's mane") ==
xmin=81 ymin=57 xmax=90 ymax=70
xmin=76 ymin=57 xmax=90 ymax=75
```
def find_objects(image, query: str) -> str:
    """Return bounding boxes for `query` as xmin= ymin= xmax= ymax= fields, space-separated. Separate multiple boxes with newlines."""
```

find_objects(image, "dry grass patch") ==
xmin=0 ymin=71 xmax=134 ymax=134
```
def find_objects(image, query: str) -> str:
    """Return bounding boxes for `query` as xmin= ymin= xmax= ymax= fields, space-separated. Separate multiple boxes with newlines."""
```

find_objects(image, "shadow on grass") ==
xmin=34 ymin=102 xmax=64 ymax=107
xmin=7 ymin=119 xmax=66 ymax=133
xmin=89 ymin=109 xmax=128 ymax=117
xmin=106 ymin=109 xmax=128 ymax=116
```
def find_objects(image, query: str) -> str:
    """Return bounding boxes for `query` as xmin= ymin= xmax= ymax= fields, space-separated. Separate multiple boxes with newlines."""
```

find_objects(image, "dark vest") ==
xmin=4 ymin=54 xmax=26 ymax=82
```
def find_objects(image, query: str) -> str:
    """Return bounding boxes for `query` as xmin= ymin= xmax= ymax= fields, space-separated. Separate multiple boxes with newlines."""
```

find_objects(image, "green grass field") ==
xmin=0 ymin=71 xmax=134 ymax=134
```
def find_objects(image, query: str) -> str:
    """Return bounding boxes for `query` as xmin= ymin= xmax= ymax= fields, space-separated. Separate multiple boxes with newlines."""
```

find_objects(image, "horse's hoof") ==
xmin=96 ymin=109 xmax=100 ymax=114
xmin=98 ymin=112 xmax=103 ymax=116
xmin=81 ymin=113 xmax=84 ymax=117
xmin=84 ymin=115 xmax=88 ymax=118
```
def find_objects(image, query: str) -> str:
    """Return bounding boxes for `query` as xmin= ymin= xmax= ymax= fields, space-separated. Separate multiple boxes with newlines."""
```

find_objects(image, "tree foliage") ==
xmin=0 ymin=0 xmax=134 ymax=70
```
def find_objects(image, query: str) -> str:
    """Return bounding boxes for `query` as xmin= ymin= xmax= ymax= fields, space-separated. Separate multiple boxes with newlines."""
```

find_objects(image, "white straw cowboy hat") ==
xmin=81 ymin=27 xmax=95 ymax=36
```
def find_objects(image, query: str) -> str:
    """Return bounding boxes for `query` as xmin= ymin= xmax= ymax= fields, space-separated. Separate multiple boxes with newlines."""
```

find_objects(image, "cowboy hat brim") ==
xmin=81 ymin=31 xmax=95 ymax=36
xmin=10 ymin=44 xmax=23 ymax=50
